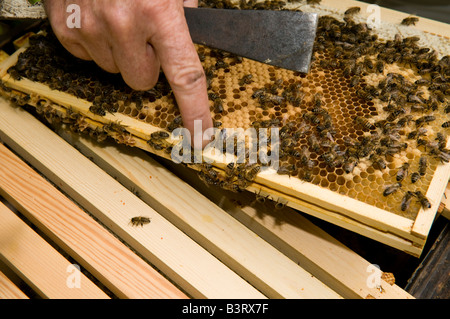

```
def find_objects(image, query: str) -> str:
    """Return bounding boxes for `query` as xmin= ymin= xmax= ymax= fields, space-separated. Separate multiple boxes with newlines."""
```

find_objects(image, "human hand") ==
xmin=44 ymin=0 xmax=213 ymax=147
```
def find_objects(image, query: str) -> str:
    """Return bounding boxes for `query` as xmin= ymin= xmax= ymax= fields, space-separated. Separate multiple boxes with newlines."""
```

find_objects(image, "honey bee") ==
xmin=442 ymin=121 xmax=450 ymax=128
xmin=354 ymin=116 xmax=375 ymax=130
xmin=383 ymin=182 xmax=402 ymax=196
xmin=238 ymin=74 xmax=253 ymax=86
xmin=213 ymin=98 xmax=224 ymax=113
xmin=313 ymin=92 xmax=323 ymax=108
xmin=415 ymin=115 xmax=436 ymax=127
xmin=344 ymin=6 xmax=360 ymax=15
xmin=277 ymin=164 xmax=297 ymax=176
xmin=444 ymin=104 xmax=450 ymax=113
xmin=274 ymin=198 xmax=288 ymax=210
xmin=245 ymin=164 xmax=261 ymax=181
xmin=303 ymin=112 xmax=321 ymax=125
xmin=151 ymin=130 xmax=170 ymax=140
xmin=396 ymin=162 xmax=409 ymax=182
xmin=130 ymin=216 xmax=151 ymax=227
xmin=410 ymin=172 xmax=421 ymax=183
xmin=418 ymin=156 xmax=427 ymax=175
xmin=349 ymin=75 xmax=360 ymax=87
xmin=343 ymin=156 xmax=358 ymax=174
xmin=401 ymin=16 xmax=419 ymax=26
xmin=369 ymin=154 xmax=387 ymax=170
xmin=255 ymin=189 xmax=269 ymax=204
xmin=89 ymin=104 xmax=106 ymax=116
xmin=415 ymin=191 xmax=431 ymax=209
xmin=220 ymin=180 xmax=241 ymax=193
xmin=308 ymin=134 xmax=321 ymax=153
xmin=375 ymin=60 xmax=384 ymax=73
xmin=401 ymin=191 xmax=414 ymax=211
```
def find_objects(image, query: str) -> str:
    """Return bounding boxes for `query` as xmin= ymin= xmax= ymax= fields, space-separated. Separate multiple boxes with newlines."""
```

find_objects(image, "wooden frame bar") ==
xmin=0 ymin=98 xmax=268 ymax=299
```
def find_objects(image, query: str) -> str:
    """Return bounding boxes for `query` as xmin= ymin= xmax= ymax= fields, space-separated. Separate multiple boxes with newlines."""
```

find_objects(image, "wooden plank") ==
xmin=439 ymin=184 xmax=450 ymax=220
xmin=0 ymin=201 xmax=109 ymax=299
xmin=0 ymin=269 xmax=28 ymax=299
xmin=0 ymin=143 xmax=187 ymax=299
xmin=0 ymin=98 xmax=265 ymax=299
xmin=56 ymin=128 xmax=341 ymax=299
xmin=163 ymin=157 xmax=415 ymax=299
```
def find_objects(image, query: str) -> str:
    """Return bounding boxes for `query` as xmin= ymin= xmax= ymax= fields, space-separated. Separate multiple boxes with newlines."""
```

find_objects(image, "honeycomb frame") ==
xmin=0 ymin=0 xmax=449 ymax=256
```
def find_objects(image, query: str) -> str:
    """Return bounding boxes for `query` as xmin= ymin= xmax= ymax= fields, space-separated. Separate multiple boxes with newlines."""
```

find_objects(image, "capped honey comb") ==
xmin=0 ymin=1 xmax=449 ymax=250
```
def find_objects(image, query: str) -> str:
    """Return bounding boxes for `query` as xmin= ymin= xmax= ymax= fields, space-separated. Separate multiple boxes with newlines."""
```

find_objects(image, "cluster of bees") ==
xmin=8 ymin=31 xmax=174 ymax=118
xmin=196 ymin=1 xmax=449 ymax=213
xmin=2 ymin=1 xmax=449 ymax=216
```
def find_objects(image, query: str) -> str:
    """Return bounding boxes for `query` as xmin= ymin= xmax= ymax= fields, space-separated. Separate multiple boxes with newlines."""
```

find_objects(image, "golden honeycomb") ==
xmin=1 ymin=0 xmax=449 ymax=223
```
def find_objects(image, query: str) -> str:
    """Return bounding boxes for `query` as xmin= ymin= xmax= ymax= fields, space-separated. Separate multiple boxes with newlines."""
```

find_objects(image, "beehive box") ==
xmin=0 ymin=0 xmax=449 ymax=256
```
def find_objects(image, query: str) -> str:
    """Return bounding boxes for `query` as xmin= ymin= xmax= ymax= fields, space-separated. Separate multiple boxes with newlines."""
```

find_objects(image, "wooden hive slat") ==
xmin=162 ymin=156 xmax=415 ymax=299
xmin=0 ymin=201 xmax=109 ymax=299
xmin=0 ymin=99 xmax=266 ymax=299
xmin=55 ymin=126 xmax=341 ymax=299
xmin=0 ymin=138 xmax=187 ymax=299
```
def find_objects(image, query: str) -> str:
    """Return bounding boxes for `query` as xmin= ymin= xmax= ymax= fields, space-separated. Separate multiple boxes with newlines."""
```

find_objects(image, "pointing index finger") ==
xmin=151 ymin=3 xmax=212 ymax=148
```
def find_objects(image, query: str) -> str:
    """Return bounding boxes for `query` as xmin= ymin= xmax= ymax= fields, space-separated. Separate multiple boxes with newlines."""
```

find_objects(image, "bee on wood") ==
xmin=354 ymin=116 xmax=375 ymax=130
xmin=396 ymin=162 xmax=409 ymax=182
xmin=410 ymin=172 xmax=421 ymax=183
xmin=344 ymin=6 xmax=360 ymax=15
xmin=245 ymin=164 xmax=261 ymax=182
xmin=415 ymin=191 xmax=431 ymax=209
xmin=89 ymin=104 xmax=106 ymax=116
xmin=308 ymin=134 xmax=321 ymax=153
xmin=401 ymin=191 xmax=414 ymax=211
xmin=219 ymin=180 xmax=242 ymax=193
xmin=130 ymin=216 xmax=151 ymax=227
xmin=277 ymin=164 xmax=297 ymax=176
xmin=151 ymin=130 xmax=170 ymax=140
xmin=401 ymin=16 xmax=419 ymax=26
xmin=383 ymin=182 xmax=402 ymax=196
